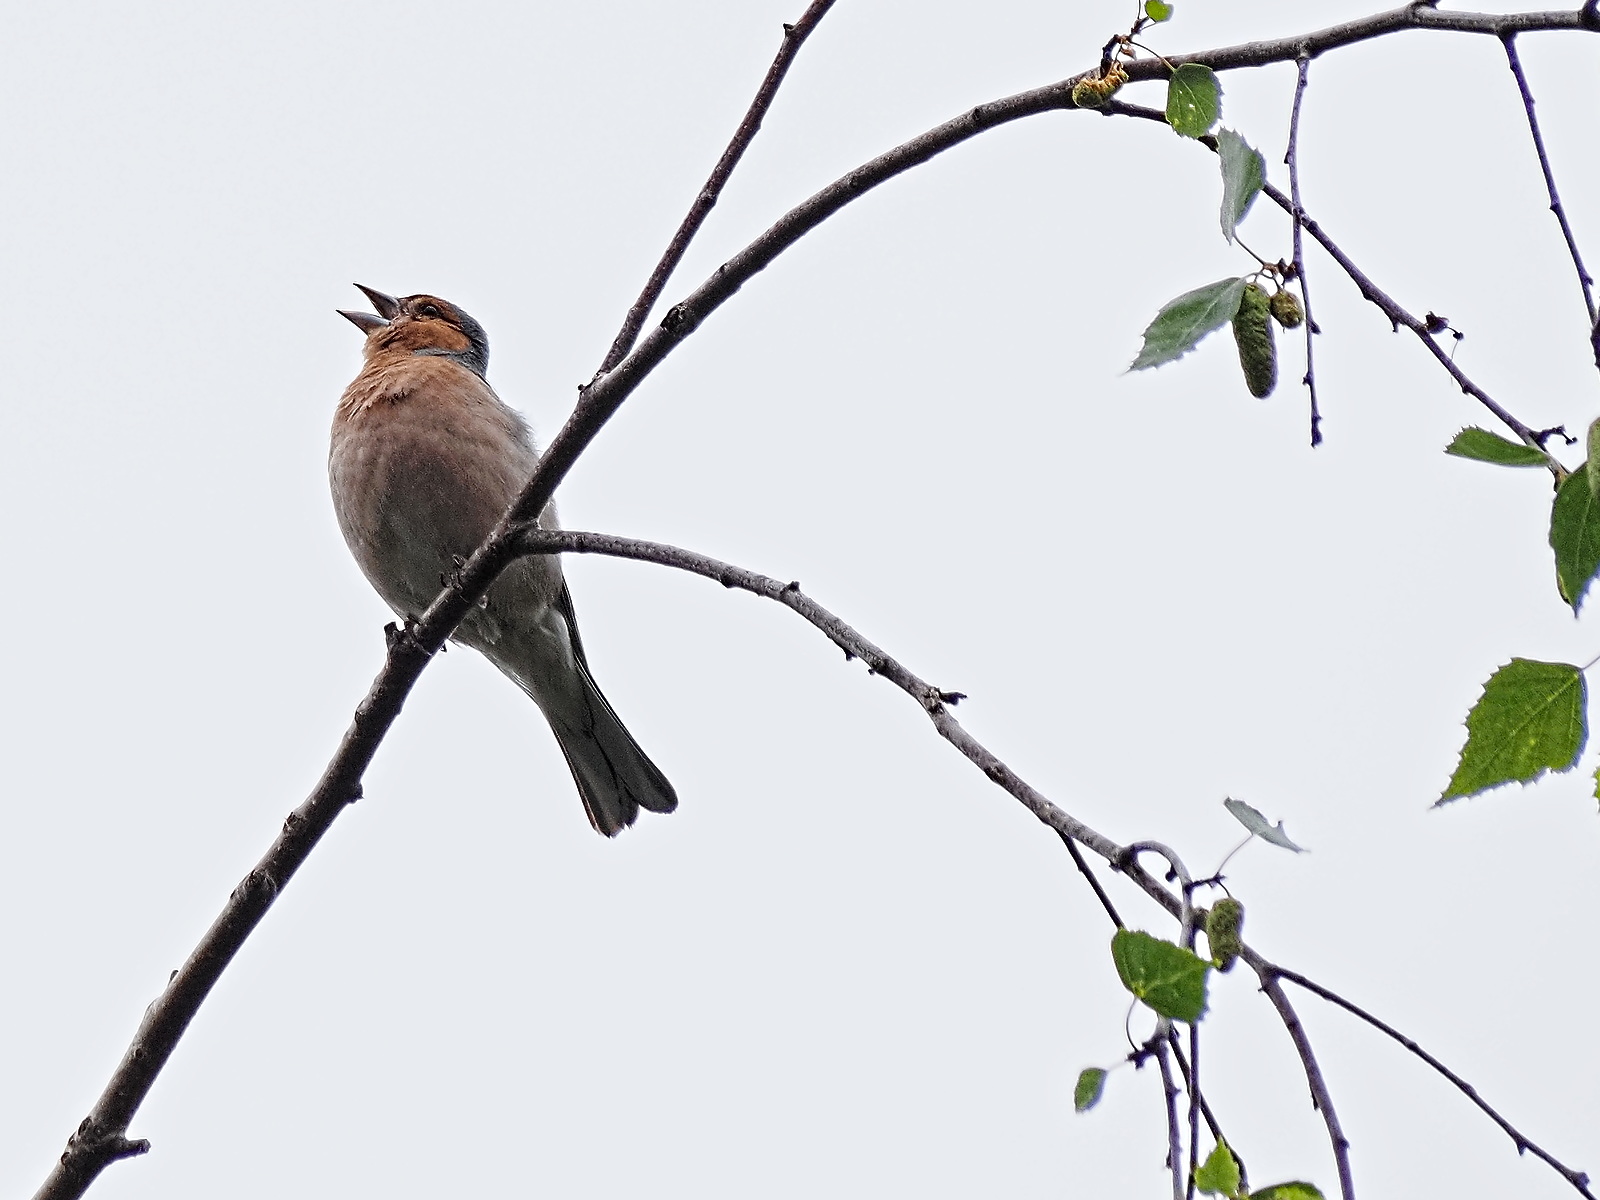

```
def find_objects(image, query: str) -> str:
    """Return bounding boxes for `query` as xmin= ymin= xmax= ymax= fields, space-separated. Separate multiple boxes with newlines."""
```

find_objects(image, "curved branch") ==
xmin=1122 ymin=4 xmax=1595 ymax=82
xmin=513 ymin=528 xmax=1180 ymax=909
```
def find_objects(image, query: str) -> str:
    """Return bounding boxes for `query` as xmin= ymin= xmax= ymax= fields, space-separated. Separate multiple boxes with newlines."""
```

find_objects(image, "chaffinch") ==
xmin=330 ymin=285 xmax=677 ymax=836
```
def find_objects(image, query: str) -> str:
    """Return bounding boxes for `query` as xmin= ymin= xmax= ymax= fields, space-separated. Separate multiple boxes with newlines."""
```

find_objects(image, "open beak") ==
xmin=337 ymin=310 xmax=387 ymax=334
xmin=337 ymin=284 xmax=400 ymax=335
xmin=338 ymin=309 xmax=389 ymax=334
xmin=355 ymin=284 xmax=400 ymax=319
xmin=334 ymin=284 xmax=400 ymax=336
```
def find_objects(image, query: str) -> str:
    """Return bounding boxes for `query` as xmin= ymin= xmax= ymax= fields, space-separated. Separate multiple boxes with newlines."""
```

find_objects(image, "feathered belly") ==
xmin=330 ymin=404 xmax=550 ymax=620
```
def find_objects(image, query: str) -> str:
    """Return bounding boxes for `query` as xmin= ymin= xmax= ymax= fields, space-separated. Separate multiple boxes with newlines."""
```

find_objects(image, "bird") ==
xmin=329 ymin=284 xmax=677 ymax=836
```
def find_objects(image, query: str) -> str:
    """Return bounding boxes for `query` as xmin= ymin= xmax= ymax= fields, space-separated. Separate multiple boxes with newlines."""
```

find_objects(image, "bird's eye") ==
xmin=418 ymin=303 xmax=441 ymax=319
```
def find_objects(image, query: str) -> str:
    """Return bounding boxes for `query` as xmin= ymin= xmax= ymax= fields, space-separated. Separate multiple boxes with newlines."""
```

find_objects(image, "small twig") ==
xmin=1186 ymin=1022 xmax=1202 ymax=1200
xmin=1274 ymin=964 xmax=1595 ymax=1198
xmin=597 ymin=1 xmax=838 ymax=374
xmin=1126 ymin=841 xmax=1196 ymax=945
xmin=1153 ymin=1032 xmax=1186 ymax=1200
xmin=1210 ymin=834 xmax=1253 ymax=881
xmin=1285 ymin=54 xmax=1323 ymax=446
xmin=1251 ymin=960 xmax=1357 ymax=1200
xmin=1501 ymin=35 xmax=1598 ymax=350
xmin=1167 ymin=1028 xmax=1231 ymax=1166
xmin=1059 ymin=831 xmax=1125 ymax=928
xmin=1266 ymin=178 xmax=1551 ymax=457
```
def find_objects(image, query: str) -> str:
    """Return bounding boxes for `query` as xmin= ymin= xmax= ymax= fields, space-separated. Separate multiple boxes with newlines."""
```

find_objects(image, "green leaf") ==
xmin=1439 ymin=658 xmax=1586 ymax=803
xmin=1130 ymin=278 xmax=1248 ymax=371
xmin=1074 ymin=1067 xmax=1107 ymax=1113
xmin=1217 ymin=129 xmax=1264 ymax=243
xmin=1222 ymin=798 xmax=1304 ymax=852
xmin=1587 ymin=418 xmax=1600 ymax=496
xmin=1249 ymin=1184 xmax=1325 ymax=1200
xmin=1111 ymin=930 xmax=1211 ymax=1022
xmin=1144 ymin=0 xmax=1174 ymax=21
xmin=1166 ymin=63 xmax=1221 ymax=138
xmin=1550 ymin=466 xmax=1600 ymax=610
xmin=1195 ymin=1140 xmax=1242 ymax=1196
xmin=1443 ymin=427 xmax=1548 ymax=467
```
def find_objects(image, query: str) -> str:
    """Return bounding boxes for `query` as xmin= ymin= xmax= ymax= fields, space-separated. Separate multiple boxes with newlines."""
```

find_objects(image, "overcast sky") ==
xmin=3 ymin=3 xmax=1597 ymax=1198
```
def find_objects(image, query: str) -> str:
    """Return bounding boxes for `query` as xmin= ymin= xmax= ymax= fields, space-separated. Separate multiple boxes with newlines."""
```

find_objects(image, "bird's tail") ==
xmin=547 ymin=658 xmax=678 ymax=838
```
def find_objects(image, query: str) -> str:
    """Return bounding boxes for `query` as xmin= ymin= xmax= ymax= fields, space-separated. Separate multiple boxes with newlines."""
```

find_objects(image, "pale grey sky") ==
xmin=2 ymin=3 xmax=1596 ymax=1197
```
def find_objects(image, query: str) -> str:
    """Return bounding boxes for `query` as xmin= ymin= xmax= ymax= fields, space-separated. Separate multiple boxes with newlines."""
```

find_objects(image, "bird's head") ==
xmin=338 ymin=285 xmax=490 ymax=378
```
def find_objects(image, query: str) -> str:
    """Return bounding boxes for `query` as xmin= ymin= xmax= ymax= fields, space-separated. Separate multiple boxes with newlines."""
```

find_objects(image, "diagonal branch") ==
xmin=1274 ymin=964 xmax=1595 ymax=1198
xmin=1501 ymin=35 xmax=1598 ymax=360
xmin=513 ymin=529 xmax=1175 ymax=906
xmin=1250 ymin=958 xmax=1357 ymax=1200
xmin=597 ymin=1 xmax=838 ymax=373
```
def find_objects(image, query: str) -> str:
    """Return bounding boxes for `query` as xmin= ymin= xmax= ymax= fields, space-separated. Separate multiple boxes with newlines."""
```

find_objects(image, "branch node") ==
xmin=234 ymin=867 xmax=278 ymax=903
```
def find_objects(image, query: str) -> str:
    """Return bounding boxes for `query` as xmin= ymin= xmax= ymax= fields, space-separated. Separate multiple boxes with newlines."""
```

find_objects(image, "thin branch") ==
xmin=1251 ymin=962 xmax=1357 ymax=1200
xmin=1107 ymin=99 xmax=1556 ymax=462
xmin=1167 ymin=1027 xmax=1230 ymax=1170
xmin=1059 ymin=831 xmax=1125 ymax=928
xmin=1261 ymin=177 xmax=1556 ymax=455
xmin=1121 ymin=4 xmax=1593 ymax=80
xmin=1127 ymin=841 xmax=1196 ymax=943
xmin=1186 ymin=1022 xmax=1202 ymax=1200
xmin=1501 ymin=35 xmax=1598 ymax=344
xmin=1273 ymin=964 xmax=1595 ymax=1198
xmin=1153 ymin=1032 xmax=1186 ymax=1200
xmin=597 ymin=1 xmax=838 ymax=374
xmin=1285 ymin=55 xmax=1323 ymax=446
xmin=514 ymin=528 xmax=1184 ymax=912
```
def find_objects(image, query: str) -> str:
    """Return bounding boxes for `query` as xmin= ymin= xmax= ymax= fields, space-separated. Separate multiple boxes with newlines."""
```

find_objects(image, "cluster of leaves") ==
xmin=1094 ymin=20 xmax=1600 ymax=812
xmin=1439 ymin=425 xmax=1600 ymax=802
xmin=1073 ymin=922 xmax=1324 ymax=1199
xmin=1072 ymin=803 xmax=1320 ymax=1195
xmin=1122 ymin=72 xmax=1302 ymax=402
